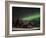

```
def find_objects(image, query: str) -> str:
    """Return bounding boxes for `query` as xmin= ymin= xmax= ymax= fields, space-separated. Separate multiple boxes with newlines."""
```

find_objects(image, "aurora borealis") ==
xmin=12 ymin=7 xmax=40 ymax=30
xmin=21 ymin=13 xmax=40 ymax=21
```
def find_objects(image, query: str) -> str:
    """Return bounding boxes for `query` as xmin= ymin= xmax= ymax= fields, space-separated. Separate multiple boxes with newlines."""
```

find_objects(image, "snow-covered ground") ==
xmin=12 ymin=27 xmax=40 ymax=31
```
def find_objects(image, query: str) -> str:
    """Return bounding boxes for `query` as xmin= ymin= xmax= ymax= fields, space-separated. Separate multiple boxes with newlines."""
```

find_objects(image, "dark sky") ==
xmin=12 ymin=7 xmax=40 ymax=18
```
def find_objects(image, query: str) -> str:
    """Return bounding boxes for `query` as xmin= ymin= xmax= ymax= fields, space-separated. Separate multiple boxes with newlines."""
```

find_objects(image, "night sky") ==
xmin=12 ymin=7 xmax=40 ymax=19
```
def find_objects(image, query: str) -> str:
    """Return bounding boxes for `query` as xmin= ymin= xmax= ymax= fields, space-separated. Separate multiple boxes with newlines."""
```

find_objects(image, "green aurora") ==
xmin=21 ymin=13 xmax=40 ymax=21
